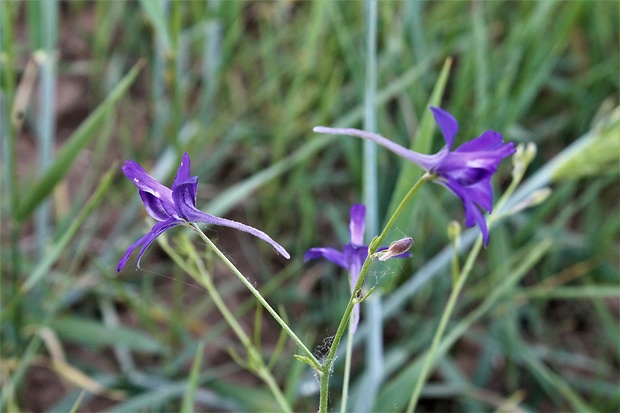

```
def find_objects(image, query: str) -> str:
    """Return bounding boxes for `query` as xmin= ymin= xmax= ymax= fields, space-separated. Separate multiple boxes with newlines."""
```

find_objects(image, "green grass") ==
xmin=1 ymin=1 xmax=618 ymax=412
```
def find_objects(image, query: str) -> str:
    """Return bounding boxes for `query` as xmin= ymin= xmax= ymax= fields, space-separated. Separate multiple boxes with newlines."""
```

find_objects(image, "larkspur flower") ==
xmin=117 ymin=152 xmax=290 ymax=272
xmin=314 ymin=107 xmax=516 ymax=246
xmin=304 ymin=204 xmax=409 ymax=333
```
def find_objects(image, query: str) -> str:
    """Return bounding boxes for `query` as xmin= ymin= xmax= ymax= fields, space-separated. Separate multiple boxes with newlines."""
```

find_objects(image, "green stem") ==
xmin=2 ymin=1 xmax=22 ymax=349
xmin=406 ymin=237 xmax=483 ymax=412
xmin=189 ymin=223 xmax=322 ymax=371
xmin=371 ymin=174 xmax=431 ymax=252
xmin=405 ymin=154 xmax=528 ymax=411
xmin=339 ymin=326 xmax=354 ymax=413
xmin=450 ymin=232 xmax=461 ymax=285
xmin=188 ymin=246 xmax=292 ymax=413
xmin=319 ymin=175 xmax=429 ymax=412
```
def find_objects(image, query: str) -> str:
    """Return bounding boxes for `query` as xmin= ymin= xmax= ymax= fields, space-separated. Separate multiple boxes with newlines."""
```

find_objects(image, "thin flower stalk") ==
xmin=159 ymin=234 xmax=292 ymax=413
xmin=406 ymin=236 xmax=483 ymax=413
xmin=406 ymin=155 xmax=532 ymax=412
xmin=317 ymin=175 xmax=427 ymax=413
xmin=189 ymin=224 xmax=322 ymax=371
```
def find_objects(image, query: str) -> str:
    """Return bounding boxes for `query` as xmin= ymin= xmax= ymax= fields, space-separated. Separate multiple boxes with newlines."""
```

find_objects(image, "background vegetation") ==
xmin=1 ymin=1 xmax=618 ymax=412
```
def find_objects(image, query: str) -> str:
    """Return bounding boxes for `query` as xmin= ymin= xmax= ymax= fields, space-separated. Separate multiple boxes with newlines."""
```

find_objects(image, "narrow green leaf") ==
xmin=14 ymin=61 xmax=143 ymax=222
xmin=516 ymin=285 xmax=620 ymax=300
xmin=0 ymin=331 xmax=44 ymax=412
xmin=25 ymin=165 xmax=116 ymax=291
xmin=68 ymin=391 xmax=86 ymax=413
xmin=552 ymin=106 xmax=620 ymax=180
xmin=522 ymin=350 xmax=594 ymax=412
xmin=376 ymin=239 xmax=552 ymax=409
xmin=204 ymin=136 xmax=330 ymax=216
xmin=49 ymin=316 xmax=168 ymax=354
xmin=386 ymin=56 xmax=453 ymax=217
xmin=381 ymin=57 xmax=452 ymax=293
xmin=105 ymin=375 xmax=241 ymax=413
xmin=181 ymin=340 xmax=206 ymax=413
xmin=138 ymin=0 xmax=172 ymax=55
xmin=1 ymin=165 xmax=116 ymax=325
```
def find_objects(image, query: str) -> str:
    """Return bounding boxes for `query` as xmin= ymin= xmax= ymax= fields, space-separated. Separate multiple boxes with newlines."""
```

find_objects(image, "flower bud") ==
xmin=509 ymin=187 xmax=552 ymax=214
xmin=447 ymin=220 xmax=461 ymax=244
xmin=512 ymin=142 xmax=537 ymax=179
xmin=376 ymin=237 xmax=414 ymax=261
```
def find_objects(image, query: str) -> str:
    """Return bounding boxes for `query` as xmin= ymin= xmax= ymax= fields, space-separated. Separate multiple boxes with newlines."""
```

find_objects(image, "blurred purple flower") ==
xmin=314 ymin=107 xmax=516 ymax=246
xmin=117 ymin=152 xmax=290 ymax=272
xmin=304 ymin=204 xmax=409 ymax=333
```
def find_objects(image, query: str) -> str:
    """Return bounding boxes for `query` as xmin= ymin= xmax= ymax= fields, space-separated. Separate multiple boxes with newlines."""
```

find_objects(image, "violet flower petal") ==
xmin=117 ymin=218 xmax=180 ymax=272
xmin=456 ymin=130 xmax=504 ymax=152
xmin=459 ymin=178 xmax=494 ymax=212
xmin=430 ymin=106 xmax=459 ymax=149
xmin=441 ymin=178 xmax=490 ymax=245
xmin=304 ymin=247 xmax=348 ymax=268
xmin=344 ymin=246 xmax=366 ymax=334
xmin=349 ymin=204 xmax=366 ymax=246
xmin=172 ymin=152 xmax=192 ymax=192
xmin=139 ymin=191 xmax=177 ymax=221
xmin=344 ymin=244 xmax=367 ymax=287
xmin=171 ymin=178 xmax=200 ymax=217
xmin=122 ymin=160 xmax=174 ymax=205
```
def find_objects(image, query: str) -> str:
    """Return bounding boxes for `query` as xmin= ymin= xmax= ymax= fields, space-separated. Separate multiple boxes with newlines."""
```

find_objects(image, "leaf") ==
xmin=181 ymin=341 xmax=206 ymax=413
xmin=381 ymin=57 xmax=453 ymax=292
xmin=386 ymin=56 xmax=453 ymax=217
xmin=1 ymin=165 xmax=116 ymax=325
xmin=49 ymin=317 xmax=168 ymax=355
xmin=552 ymin=105 xmax=620 ymax=180
xmin=14 ymin=61 xmax=143 ymax=222
xmin=138 ymin=0 xmax=173 ymax=55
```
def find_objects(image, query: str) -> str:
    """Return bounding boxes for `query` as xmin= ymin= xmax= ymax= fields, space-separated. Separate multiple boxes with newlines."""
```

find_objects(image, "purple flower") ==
xmin=314 ymin=107 xmax=516 ymax=246
xmin=304 ymin=204 xmax=409 ymax=333
xmin=117 ymin=152 xmax=290 ymax=272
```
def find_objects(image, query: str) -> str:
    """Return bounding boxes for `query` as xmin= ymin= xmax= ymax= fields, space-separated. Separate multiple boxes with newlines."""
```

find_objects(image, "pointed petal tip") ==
xmin=430 ymin=106 xmax=459 ymax=149
xmin=121 ymin=160 xmax=143 ymax=177
xmin=303 ymin=248 xmax=324 ymax=262
xmin=117 ymin=248 xmax=134 ymax=272
xmin=122 ymin=159 xmax=139 ymax=168
xmin=174 ymin=152 xmax=193 ymax=189
xmin=116 ymin=256 xmax=138 ymax=272
xmin=181 ymin=152 xmax=191 ymax=166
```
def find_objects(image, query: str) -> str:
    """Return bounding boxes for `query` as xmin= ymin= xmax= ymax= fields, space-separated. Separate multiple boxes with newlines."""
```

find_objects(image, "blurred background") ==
xmin=1 ymin=1 xmax=618 ymax=412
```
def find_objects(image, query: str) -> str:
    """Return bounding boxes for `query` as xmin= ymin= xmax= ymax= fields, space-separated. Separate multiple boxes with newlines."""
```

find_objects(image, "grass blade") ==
xmin=14 ymin=61 xmax=143 ymax=222
xmin=181 ymin=340 xmax=206 ymax=413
